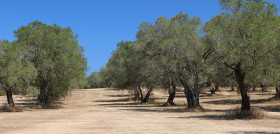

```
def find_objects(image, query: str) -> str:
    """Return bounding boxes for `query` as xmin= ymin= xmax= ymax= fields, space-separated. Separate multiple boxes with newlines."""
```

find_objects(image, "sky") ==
xmin=0 ymin=0 xmax=279 ymax=76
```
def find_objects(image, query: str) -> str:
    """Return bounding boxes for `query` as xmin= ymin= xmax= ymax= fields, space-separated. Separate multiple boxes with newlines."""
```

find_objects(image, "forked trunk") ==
xmin=183 ymin=85 xmax=193 ymax=108
xmin=234 ymin=62 xmax=250 ymax=111
xmin=142 ymin=87 xmax=153 ymax=103
xmin=6 ymin=88 xmax=15 ymax=107
xmin=138 ymin=86 xmax=143 ymax=101
xmin=183 ymin=82 xmax=200 ymax=108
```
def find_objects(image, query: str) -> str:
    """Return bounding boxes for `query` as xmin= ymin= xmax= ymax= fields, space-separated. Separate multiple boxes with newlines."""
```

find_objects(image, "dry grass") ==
xmin=225 ymin=108 xmax=265 ymax=119
xmin=0 ymin=104 xmax=23 ymax=112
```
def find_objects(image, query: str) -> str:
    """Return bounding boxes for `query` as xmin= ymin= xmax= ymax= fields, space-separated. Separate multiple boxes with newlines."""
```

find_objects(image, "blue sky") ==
xmin=0 ymin=0 xmax=279 ymax=76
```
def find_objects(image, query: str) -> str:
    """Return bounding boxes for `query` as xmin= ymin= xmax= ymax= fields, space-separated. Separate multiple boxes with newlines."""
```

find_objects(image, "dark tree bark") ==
xmin=177 ymin=63 xmax=210 ymax=109
xmin=234 ymin=62 xmax=250 ymax=112
xmin=38 ymin=79 xmax=49 ymax=105
xmin=215 ymin=84 xmax=220 ymax=91
xmin=275 ymin=86 xmax=280 ymax=99
xmin=6 ymin=87 xmax=15 ymax=107
xmin=179 ymin=75 xmax=209 ymax=108
xmin=211 ymin=89 xmax=216 ymax=94
xmin=252 ymin=85 xmax=256 ymax=91
xmin=142 ymin=87 xmax=153 ymax=103
xmin=260 ymin=84 xmax=266 ymax=92
xmin=164 ymin=78 xmax=176 ymax=106
xmin=222 ymin=60 xmax=250 ymax=111
xmin=133 ymin=87 xmax=140 ymax=100
xmin=138 ymin=86 xmax=143 ymax=101
xmin=231 ymin=85 xmax=235 ymax=91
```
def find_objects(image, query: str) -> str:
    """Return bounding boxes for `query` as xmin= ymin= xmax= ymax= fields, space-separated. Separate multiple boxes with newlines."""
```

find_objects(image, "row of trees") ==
xmin=0 ymin=21 xmax=87 ymax=107
xmin=90 ymin=0 xmax=280 ymax=112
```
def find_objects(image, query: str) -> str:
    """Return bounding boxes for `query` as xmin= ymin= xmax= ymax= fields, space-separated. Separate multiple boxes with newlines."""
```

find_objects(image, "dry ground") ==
xmin=0 ymin=88 xmax=279 ymax=134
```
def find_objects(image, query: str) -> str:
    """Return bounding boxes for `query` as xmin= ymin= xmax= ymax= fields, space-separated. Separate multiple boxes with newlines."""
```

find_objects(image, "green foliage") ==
xmin=86 ymin=72 xmax=105 ymax=88
xmin=0 ymin=40 xmax=37 ymax=96
xmin=14 ymin=21 xmax=88 ymax=106
xmin=205 ymin=0 xmax=280 ymax=86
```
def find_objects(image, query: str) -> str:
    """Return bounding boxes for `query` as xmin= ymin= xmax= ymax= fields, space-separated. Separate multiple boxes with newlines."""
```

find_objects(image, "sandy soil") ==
xmin=0 ymin=88 xmax=279 ymax=134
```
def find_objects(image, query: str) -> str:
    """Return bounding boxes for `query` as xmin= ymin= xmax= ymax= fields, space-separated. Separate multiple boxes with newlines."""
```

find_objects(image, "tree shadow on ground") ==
xmin=253 ymin=105 xmax=280 ymax=112
xmin=227 ymin=131 xmax=280 ymax=134
xmin=104 ymin=95 xmax=130 ymax=97
xmin=166 ymin=114 xmax=225 ymax=120
xmin=202 ymin=99 xmax=267 ymax=105
xmin=119 ymin=108 xmax=188 ymax=113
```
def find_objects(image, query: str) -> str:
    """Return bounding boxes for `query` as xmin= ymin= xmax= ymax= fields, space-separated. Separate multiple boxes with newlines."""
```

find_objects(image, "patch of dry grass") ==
xmin=225 ymin=108 xmax=265 ymax=119
xmin=0 ymin=104 xmax=23 ymax=112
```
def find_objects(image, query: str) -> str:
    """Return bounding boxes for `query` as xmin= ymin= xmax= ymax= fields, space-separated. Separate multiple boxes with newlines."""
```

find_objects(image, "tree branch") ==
xmin=221 ymin=59 xmax=235 ymax=70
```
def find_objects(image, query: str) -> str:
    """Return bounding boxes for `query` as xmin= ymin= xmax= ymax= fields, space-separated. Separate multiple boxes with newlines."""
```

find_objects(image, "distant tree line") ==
xmin=0 ymin=21 xmax=87 ymax=107
xmin=88 ymin=0 xmax=280 ymax=112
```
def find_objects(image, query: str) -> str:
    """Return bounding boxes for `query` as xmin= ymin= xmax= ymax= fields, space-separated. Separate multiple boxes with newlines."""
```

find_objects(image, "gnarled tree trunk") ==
xmin=234 ymin=62 xmax=250 ymax=112
xmin=178 ymin=69 xmax=205 ymax=109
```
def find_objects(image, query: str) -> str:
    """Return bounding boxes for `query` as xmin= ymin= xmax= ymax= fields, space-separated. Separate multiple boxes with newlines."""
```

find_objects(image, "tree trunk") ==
xmin=275 ymin=92 xmax=280 ymax=99
xmin=182 ymin=77 xmax=201 ymax=109
xmin=211 ymin=89 xmax=216 ymax=94
xmin=138 ymin=86 xmax=143 ymax=101
xmin=179 ymin=76 xmax=200 ymax=108
xmin=6 ymin=88 xmax=15 ymax=107
xmin=193 ymin=86 xmax=200 ymax=108
xmin=252 ymin=85 xmax=256 ymax=91
xmin=38 ymin=79 xmax=48 ymax=105
xmin=231 ymin=85 xmax=235 ymax=91
xmin=275 ymin=87 xmax=280 ymax=99
xmin=183 ymin=85 xmax=192 ymax=108
xmin=215 ymin=84 xmax=220 ymax=91
xmin=261 ymin=84 xmax=266 ymax=92
xmin=134 ymin=87 xmax=140 ymax=100
xmin=234 ymin=62 xmax=250 ymax=112
xmin=142 ymin=87 xmax=153 ymax=103
xmin=164 ymin=78 xmax=176 ymax=106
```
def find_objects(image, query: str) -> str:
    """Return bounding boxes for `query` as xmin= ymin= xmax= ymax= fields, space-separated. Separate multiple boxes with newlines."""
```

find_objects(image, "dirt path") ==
xmin=0 ymin=88 xmax=279 ymax=134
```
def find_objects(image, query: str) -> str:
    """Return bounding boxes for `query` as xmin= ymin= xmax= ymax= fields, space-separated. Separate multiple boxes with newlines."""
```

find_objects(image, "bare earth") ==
xmin=0 ymin=88 xmax=279 ymax=134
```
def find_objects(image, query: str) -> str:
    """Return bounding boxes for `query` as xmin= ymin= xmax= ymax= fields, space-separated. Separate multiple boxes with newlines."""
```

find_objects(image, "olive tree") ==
xmin=14 ymin=21 xmax=87 ymax=106
xmin=0 ymin=40 xmax=37 ymax=107
xmin=204 ymin=0 xmax=280 ymax=111
xmin=136 ymin=13 xmax=212 ymax=108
